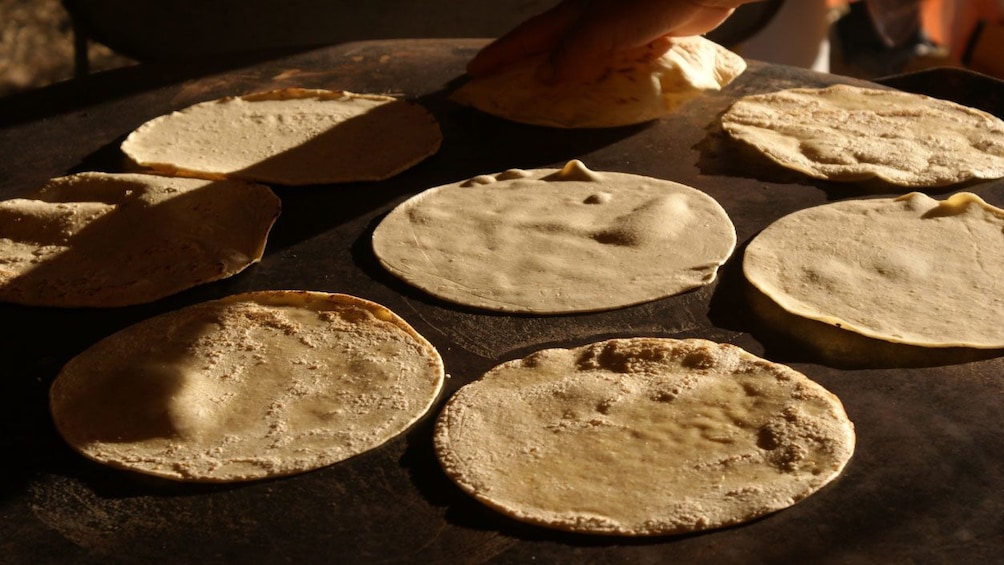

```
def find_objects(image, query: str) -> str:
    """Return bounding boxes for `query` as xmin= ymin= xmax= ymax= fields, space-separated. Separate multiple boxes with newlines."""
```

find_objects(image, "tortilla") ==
xmin=121 ymin=88 xmax=442 ymax=185
xmin=434 ymin=337 xmax=855 ymax=536
xmin=371 ymin=160 xmax=736 ymax=314
xmin=452 ymin=36 xmax=746 ymax=128
xmin=743 ymin=192 xmax=1004 ymax=348
xmin=721 ymin=84 xmax=1004 ymax=187
xmin=0 ymin=172 xmax=279 ymax=307
xmin=50 ymin=291 xmax=445 ymax=482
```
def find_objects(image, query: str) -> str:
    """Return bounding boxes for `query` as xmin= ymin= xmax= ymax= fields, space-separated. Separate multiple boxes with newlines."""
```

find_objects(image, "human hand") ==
xmin=467 ymin=0 xmax=757 ymax=82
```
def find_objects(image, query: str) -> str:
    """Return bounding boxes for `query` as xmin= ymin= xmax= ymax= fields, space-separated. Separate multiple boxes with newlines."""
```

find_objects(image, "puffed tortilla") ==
xmin=743 ymin=192 xmax=1004 ymax=348
xmin=452 ymin=36 xmax=746 ymax=128
xmin=371 ymin=160 xmax=736 ymax=314
xmin=435 ymin=337 xmax=855 ymax=536
xmin=50 ymin=291 xmax=445 ymax=482
xmin=0 ymin=172 xmax=280 ymax=307
xmin=721 ymin=84 xmax=1004 ymax=187
xmin=121 ymin=88 xmax=442 ymax=185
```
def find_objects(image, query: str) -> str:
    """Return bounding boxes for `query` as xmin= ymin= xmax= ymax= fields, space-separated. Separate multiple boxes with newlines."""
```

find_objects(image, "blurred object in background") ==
xmin=727 ymin=0 xmax=1003 ymax=79
xmin=929 ymin=0 xmax=1004 ymax=78
xmin=738 ymin=0 xmax=834 ymax=72
xmin=0 ymin=0 xmax=133 ymax=97
xmin=868 ymin=0 xmax=923 ymax=46
xmin=58 ymin=0 xmax=557 ymax=75
xmin=831 ymin=0 xmax=930 ymax=77
xmin=1 ymin=0 xmax=1001 ymax=99
xmin=0 ymin=0 xmax=76 ymax=96
xmin=922 ymin=0 xmax=1004 ymax=62
xmin=965 ymin=18 xmax=1004 ymax=78
xmin=831 ymin=0 xmax=1004 ymax=78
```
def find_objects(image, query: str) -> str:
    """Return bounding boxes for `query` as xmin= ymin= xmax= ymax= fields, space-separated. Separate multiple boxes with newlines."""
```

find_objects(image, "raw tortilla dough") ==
xmin=435 ymin=337 xmax=855 ymax=536
xmin=0 ymin=172 xmax=279 ymax=307
xmin=721 ymin=84 xmax=1004 ymax=187
xmin=50 ymin=291 xmax=445 ymax=482
xmin=452 ymin=36 xmax=746 ymax=128
xmin=371 ymin=160 xmax=736 ymax=314
xmin=743 ymin=192 xmax=1004 ymax=348
xmin=121 ymin=88 xmax=442 ymax=185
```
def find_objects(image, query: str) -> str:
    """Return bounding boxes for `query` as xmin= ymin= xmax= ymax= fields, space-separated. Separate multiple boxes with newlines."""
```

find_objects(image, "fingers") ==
xmin=547 ymin=1 xmax=735 ymax=81
xmin=466 ymin=0 xmax=586 ymax=77
xmin=468 ymin=0 xmax=742 ymax=81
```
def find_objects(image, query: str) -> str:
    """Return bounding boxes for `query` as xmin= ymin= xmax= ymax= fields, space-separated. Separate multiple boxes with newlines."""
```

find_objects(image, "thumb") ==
xmin=545 ymin=2 xmax=736 ymax=82
xmin=547 ymin=34 xmax=674 ymax=83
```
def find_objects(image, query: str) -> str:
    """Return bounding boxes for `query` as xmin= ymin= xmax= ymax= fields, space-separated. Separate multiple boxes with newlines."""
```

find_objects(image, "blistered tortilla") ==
xmin=371 ymin=160 xmax=736 ymax=314
xmin=435 ymin=337 xmax=855 ymax=536
xmin=743 ymin=192 xmax=1004 ymax=348
xmin=721 ymin=84 xmax=1004 ymax=187
xmin=50 ymin=291 xmax=445 ymax=482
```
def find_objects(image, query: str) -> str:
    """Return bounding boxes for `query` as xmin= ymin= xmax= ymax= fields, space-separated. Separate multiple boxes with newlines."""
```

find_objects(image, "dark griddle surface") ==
xmin=1 ymin=40 xmax=1002 ymax=564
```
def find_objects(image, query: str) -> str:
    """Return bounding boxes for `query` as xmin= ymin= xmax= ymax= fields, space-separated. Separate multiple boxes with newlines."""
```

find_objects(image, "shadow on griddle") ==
xmin=68 ymin=134 xmax=142 ymax=175
xmin=707 ymin=242 xmax=1003 ymax=369
xmin=66 ymin=132 xmax=422 ymax=261
xmin=694 ymin=116 xmax=815 ymax=187
xmin=0 ymin=289 xmax=247 ymax=503
xmin=55 ymin=455 xmax=249 ymax=499
xmin=268 ymin=84 xmax=650 ymax=255
xmin=416 ymin=85 xmax=653 ymax=180
xmin=875 ymin=66 xmax=1004 ymax=118
xmin=59 ymin=83 xmax=649 ymax=266
xmin=348 ymin=211 xmax=482 ymax=315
